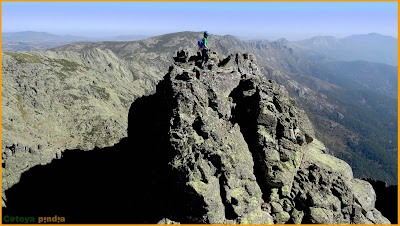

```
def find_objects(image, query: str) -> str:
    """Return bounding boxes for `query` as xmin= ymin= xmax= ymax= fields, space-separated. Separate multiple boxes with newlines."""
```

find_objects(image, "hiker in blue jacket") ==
xmin=201 ymin=31 xmax=210 ymax=70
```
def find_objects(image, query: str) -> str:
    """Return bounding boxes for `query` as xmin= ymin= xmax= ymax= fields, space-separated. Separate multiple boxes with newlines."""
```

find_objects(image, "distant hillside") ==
xmin=111 ymin=35 xmax=151 ymax=41
xmin=317 ymin=60 xmax=398 ymax=98
xmin=2 ymin=31 xmax=90 ymax=51
xmin=2 ymin=31 xmax=89 ymax=43
xmin=296 ymin=33 xmax=398 ymax=66
xmin=2 ymin=31 xmax=151 ymax=51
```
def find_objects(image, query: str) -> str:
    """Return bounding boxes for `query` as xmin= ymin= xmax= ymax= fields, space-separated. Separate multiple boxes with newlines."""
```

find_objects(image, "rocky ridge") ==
xmin=145 ymin=49 xmax=390 ymax=224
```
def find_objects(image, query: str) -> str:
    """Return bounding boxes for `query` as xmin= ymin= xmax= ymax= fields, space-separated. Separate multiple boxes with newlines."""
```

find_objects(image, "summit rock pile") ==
xmin=150 ymin=49 xmax=390 ymax=224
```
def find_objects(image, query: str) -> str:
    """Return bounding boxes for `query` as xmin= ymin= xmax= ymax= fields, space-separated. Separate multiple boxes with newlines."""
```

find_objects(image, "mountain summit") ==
xmin=4 ymin=49 xmax=390 ymax=224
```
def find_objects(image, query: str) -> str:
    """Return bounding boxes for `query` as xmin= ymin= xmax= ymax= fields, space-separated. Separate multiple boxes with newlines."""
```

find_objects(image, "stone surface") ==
xmin=157 ymin=218 xmax=181 ymax=224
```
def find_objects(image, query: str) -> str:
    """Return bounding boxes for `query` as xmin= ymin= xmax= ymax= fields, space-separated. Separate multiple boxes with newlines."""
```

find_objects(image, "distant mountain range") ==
xmin=2 ymin=31 xmax=152 ymax=51
xmin=295 ymin=33 xmax=398 ymax=66
xmin=2 ymin=31 xmax=90 ymax=43
xmin=3 ymin=31 xmax=397 ymax=67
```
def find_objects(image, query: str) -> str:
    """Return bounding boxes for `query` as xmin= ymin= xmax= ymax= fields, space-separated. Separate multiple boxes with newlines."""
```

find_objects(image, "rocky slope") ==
xmin=3 ymin=49 xmax=390 ymax=224
xmin=1 ymin=49 xmax=155 ymax=204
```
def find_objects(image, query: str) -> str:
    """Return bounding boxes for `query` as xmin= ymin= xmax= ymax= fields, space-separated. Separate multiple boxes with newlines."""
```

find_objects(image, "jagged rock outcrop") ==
xmin=162 ymin=50 xmax=273 ymax=224
xmin=150 ymin=49 xmax=390 ymax=224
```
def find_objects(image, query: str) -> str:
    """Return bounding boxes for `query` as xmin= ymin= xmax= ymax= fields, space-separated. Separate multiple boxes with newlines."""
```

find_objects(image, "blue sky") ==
xmin=1 ymin=2 xmax=398 ymax=40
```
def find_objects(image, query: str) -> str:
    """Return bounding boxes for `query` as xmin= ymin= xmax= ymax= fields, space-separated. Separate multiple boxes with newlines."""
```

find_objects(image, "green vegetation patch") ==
xmin=118 ymin=96 xmax=131 ymax=107
xmin=2 ymin=124 xmax=13 ymax=131
xmin=46 ymin=58 xmax=80 ymax=72
xmin=69 ymin=94 xmax=88 ymax=101
xmin=83 ymin=117 xmax=113 ymax=146
xmin=4 ymin=52 xmax=41 ymax=63
xmin=45 ymin=69 xmax=67 ymax=81
xmin=90 ymin=85 xmax=110 ymax=101
xmin=16 ymin=93 xmax=28 ymax=119
xmin=64 ymin=85 xmax=75 ymax=90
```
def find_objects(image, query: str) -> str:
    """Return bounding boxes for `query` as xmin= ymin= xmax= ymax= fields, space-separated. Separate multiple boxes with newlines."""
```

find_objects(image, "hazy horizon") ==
xmin=2 ymin=2 xmax=397 ymax=41
xmin=2 ymin=30 xmax=398 ymax=42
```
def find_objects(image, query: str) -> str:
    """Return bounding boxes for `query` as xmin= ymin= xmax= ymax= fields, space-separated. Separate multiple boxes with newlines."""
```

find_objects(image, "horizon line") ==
xmin=2 ymin=30 xmax=398 ymax=41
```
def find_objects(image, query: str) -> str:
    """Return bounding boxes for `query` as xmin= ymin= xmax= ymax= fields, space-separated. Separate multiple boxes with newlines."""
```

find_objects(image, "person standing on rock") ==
xmin=201 ymin=31 xmax=210 ymax=70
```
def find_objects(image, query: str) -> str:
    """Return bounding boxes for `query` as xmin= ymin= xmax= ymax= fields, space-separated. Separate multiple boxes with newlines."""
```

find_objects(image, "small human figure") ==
xmin=201 ymin=31 xmax=210 ymax=70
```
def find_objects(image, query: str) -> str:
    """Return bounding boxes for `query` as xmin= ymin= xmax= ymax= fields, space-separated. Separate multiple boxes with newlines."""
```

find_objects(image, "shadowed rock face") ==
xmin=364 ymin=178 xmax=398 ymax=224
xmin=3 ymin=50 xmax=391 ymax=224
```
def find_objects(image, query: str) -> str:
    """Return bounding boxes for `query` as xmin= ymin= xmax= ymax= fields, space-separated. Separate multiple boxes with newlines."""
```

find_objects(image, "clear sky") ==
xmin=1 ymin=1 xmax=398 ymax=40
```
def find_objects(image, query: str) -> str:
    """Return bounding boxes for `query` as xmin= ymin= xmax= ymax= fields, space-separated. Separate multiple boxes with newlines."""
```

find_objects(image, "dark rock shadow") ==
xmin=229 ymin=79 xmax=272 ymax=202
xmin=364 ymin=178 xmax=398 ymax=224
xmin=3 ymin=76 xmax=180 ymax=224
